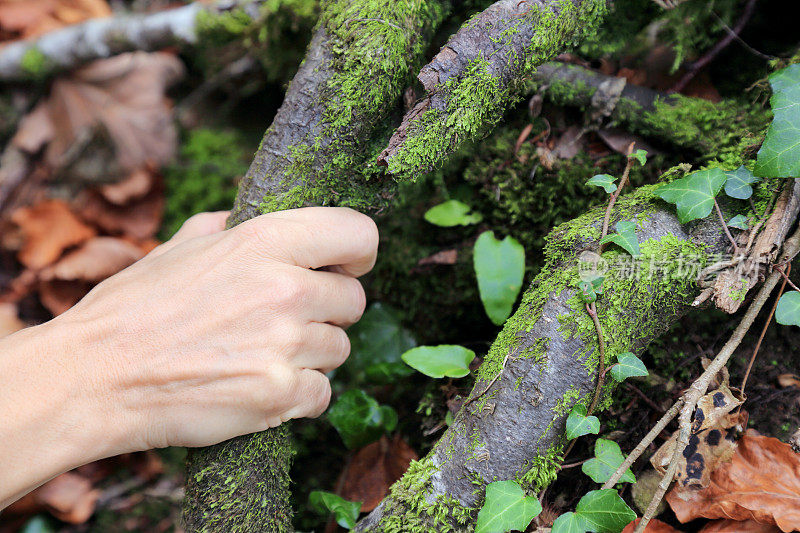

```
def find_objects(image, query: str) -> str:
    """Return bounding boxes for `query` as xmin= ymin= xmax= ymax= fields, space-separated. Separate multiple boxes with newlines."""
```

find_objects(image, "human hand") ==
xmin=56 ymin=207 xmax=377 ymax=454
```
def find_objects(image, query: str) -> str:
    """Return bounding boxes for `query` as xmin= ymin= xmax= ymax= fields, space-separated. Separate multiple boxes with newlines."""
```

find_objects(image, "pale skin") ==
xmin=0 ymin=207 xmax=379 ymax=509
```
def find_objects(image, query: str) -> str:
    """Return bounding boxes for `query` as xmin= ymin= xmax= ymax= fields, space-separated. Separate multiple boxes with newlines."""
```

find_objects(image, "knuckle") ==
xmin=271 ymin=270 xmax=308 ymax=306
xmin=235 ymin=218 xmax=279 ymax=249
xmin=348 ymin=279 xmax=367 ymax=321
xmin=330 ymin=327 xmax=351 ymax=367
xmin=309 ymin=375 xmax=332 ymax=417
xmin=350 ymin=211 xmax=379 ymax=253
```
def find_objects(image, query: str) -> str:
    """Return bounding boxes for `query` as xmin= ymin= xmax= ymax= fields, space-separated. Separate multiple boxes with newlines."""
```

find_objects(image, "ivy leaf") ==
xmin=582 ymin=439 xmax=636 ymax=484
xmin=551 ymin=512 xmax=587 ymax=533
xmin=308 ymin=491 xmax=362 ymax=529
xmin=599 ymin=220 xmax=641 ymax=257
xmin=608 ymin=352 xmax=648 ymax=382
xmin=574 ymin=489 xmax=637 ymax=532
xmin=656 ymin=168 xmax=727 ymax=223
xmin=424 ymin=199 xmax=483 ymax=226
xmin=775 ymin=291 xmax=800 ymax=326
xmin=631 ymin=149 xmax=648 ymax=166
xmin=344 ymin=303 xmax=416 ymax=384
xmin=754 ymin=64 xmax=800 ymax=178
xmin=724 ymin=166 xmax=760 ymax=200
xmin=727 ymin=214 xmax=750 ymax=230
xmin=474 ymin=231 xmax=526 ymax=325
xmin=401 ymin=345 xmax=476 ymax=378
xmin=475 ymin=480 xmax=542 ymax=533
xmin=327 ymin=390 xmax=397 ymax=449
xmin=587 ymin=174 xmax=617 ymax=193
xmin=578 ymin=280 xmax=597 ymax=304
xmin=566 ymin=404 xmax=600 ymax=440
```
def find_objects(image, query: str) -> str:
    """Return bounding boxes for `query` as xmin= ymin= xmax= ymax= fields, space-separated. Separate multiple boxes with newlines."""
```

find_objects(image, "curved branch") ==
xmin=355 ymin=184 xmax=732 ymax=530
xmin=377 ymin=0 xmax=608 ymax=179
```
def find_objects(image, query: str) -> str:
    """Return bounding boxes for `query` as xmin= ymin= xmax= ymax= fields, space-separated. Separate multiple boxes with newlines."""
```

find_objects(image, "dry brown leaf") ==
xmin=41 ymin=236 xmax=143 ymax=282
xmin=100 ymin=167 xmax=154 ymax=205
xmin=777 ymin=374 xmax=800 ymax=389
xmin=340 ymin=435 xmax=417 ymax=512
xmin=622 ymin=518 xmax=683 ymax=532
xmin=11 ymin=199 xmax=96 ymax=269
xmin=33 ymin=472 xmax=99 ymax=524
xmin=0 ymin=302 xmax=24 ymax=336
xmin=700 ymin=519 xmax=782 ymax=533
xmin=418 ymin=249 xmax=458 ymax=266
xmin=0 ymin=0 xmax=110 ymax=41
xmin=667 ymin=432 xmax=800 ymax=532
xmin=76 ymin=185 xmax=163 ymax=240
xmin=652 ymin=384 xmax=746 ymax=490
xmin=39 ymin=279 xmax=91 ymax=315
xmin=552 ymin=125 xmax=585 ymax=159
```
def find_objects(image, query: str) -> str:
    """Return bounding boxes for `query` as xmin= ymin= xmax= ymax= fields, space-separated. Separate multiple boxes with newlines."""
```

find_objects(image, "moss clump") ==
xmin=161 ymin=128 xmax=251 ymax=239
xmin=20 ymin=47 xmax=50 ymax=79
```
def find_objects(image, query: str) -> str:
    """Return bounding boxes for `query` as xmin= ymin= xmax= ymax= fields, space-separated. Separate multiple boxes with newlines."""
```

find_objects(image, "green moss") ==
xmin=20 ymin=47 xmax=50 ymax=78
xmin=516 ymin=444 xmax=564 ymax=492
xmin=161 ymin=128 xmax=251 ymax=239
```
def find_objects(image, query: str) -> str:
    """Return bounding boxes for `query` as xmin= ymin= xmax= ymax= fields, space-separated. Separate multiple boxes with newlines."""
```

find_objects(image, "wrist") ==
xmin=0 ymin=315 xmax=125 ymax=507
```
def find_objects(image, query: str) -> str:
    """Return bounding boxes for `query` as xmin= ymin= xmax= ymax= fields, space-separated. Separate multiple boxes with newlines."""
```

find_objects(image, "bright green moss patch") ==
xmin=20 ymin=47 xmax=50 ymax=78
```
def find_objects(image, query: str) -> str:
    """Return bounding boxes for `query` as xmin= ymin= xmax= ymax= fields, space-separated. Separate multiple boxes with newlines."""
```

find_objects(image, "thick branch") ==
xmin=355 ymin=184 xmax=732 ymax=531
xmin=183 ymin=1 xmax=451 ymax=530
xmin=377 ymin=0 xmax=607 ymax=179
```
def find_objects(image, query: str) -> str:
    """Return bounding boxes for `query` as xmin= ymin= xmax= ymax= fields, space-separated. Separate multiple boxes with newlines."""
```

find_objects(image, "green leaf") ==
xmin=424 ymin=199 xmax=483 ymax=226
xmin=582 ymin=439 xmax=636 ymax=484
xmin=656 ymin=168 xmax=727 ymax=223
xmin=574 ymin=489 xmax=637 ymax=532
xmin=586 ymin=174 xmax=617 ymax=193
xmin=344 ymin=303 xmax=416 ymax=384
xmin=727 ymin=214 xmax=750 ymax=230
xmin=328 ymin=390 xmax=397 ymax=449
xmin=308 ymin=491 xmax=362 ymax=529
xmin=631 ymin=149 xmax=647 ymax=166
xmin=474 ymin=231 xmax=526 ymax=325
xmin=475 ymin=480 xmax=542 ymax=533
xmin=754 ymin=64 xmax=800 ymax=178
xmin=724 ymin=166 xmax=760 ymax=200
xmin=551 ymin=512 xmax=588 ymax=533
xmin=566 ymin=404 xmax=600 ymax=440
xmin=609 ymin=352 xmax=648 ymax=382
xmin=578 ymin=280 xmax=597 ymax=304
xmin=401 ymin=345 xmax=476 ymax=378
xmin=776 ymin=291 xmax=800 ymax=326
xmin=599 ymin=220 xmax=641 ymax=257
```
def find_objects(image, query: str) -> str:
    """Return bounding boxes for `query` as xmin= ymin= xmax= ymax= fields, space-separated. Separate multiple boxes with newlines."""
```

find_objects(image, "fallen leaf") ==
xmin=597 ymin=128 xmax=658 ymax=158
xmin=11 ymin=199 xmax=96 ymax=269
xmin=41 ymin=236 xmax=143 ymax=282
xmin=38 ymin=279 xmax=91 ymax=315
xmin=622 ymin=518 xmax=683 ymax=532
xmin=417 ymin=249 xmax=458 ymax=266
xmin=33 ymin=472 xmax=99 ymax=524
xmin=76 ymin=185 xmax=164 ymax=240
xmin=0 ymin=302 xmax=24 ymax=336
xmin=667 ymin=432 xmax=800 ymax=532
xmin=0 ymin=0 xmax=110 ymax=41
xmin=652 ymin=384 xmax=746 ymax=490
xmin=552 ymin=125 xmax=585 ymax=159
xmin=99 ymin=167 xmax=154 ymax=205
xmin=340 ymin=435 xmax=417 ymax=512
xmin=699 ymin=519 xmax=782 ymax=532
xmin=777 ymin=374 xmax=800 ymax=389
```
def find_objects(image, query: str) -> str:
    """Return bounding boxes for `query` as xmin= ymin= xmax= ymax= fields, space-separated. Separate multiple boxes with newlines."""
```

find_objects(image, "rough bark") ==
xmin=377 ymin=0 xmax=608 ymax=179
xmin=354 ymin=183 xmax=739 ymax=531
xmin=183 ymin=1 xmax=452 ymax=530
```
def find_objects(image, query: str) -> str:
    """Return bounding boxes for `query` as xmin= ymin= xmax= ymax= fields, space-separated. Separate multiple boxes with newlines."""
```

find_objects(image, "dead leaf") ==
xmin=0 ymin=302 xmax=24 ymax=336
xmin=667 ymin=432 xmax=800 ymax=532
xmin=700 ymin=519 xmax=782 ymax=533
xmin=418 ymin=249 xmax=458 ymax=266
xmin=340 ymin=435 xmax=417 ymax=512
xmin=39 ymin=279 xmax=91 ymax=315
xmin=76 ymin=185 xmax=164 ymax=240
xmin=778 ymin=374 xmax=800 ymax=389
xmin=622 ymin=518 xmax=682 ymax=532
xmin=41 ymin=236 xmax=143 ymax=282
xmin=100 ymin=168 xmax=153 ymax=205
xmin=11 ymin=199 xmax=96 ymax=269
xmin=597 ymin=128 xmax=658 ymax=158
xmin=0 ymin=0 xmax=110 ymax=41
xmin=552 ymin=125 xmax=585 ymax=159
xmin=33 ymin=472 xmax=99 ymax=524
xmin=651 ymin=384 xmax=746 ymax=490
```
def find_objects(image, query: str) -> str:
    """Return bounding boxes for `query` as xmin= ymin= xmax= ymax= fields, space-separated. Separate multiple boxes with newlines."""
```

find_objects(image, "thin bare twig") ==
xmin=586 ymin=302 xmax=607 ymax=416
xmin=774 ymin=263 xmax=800 ymax=293
xmin=600 ymin=143 xmax=636 ymax=247
xmin=714 ymin=198 xmax=741 ymax=256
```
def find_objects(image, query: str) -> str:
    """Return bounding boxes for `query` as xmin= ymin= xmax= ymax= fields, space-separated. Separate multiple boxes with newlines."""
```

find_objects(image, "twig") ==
xmin=634 ymin=224 xmax=800 ymax=533
xmin=624 ymin=383 xmax=665 ymax=414
xmin=740 ymin=264 xmax=791 ymax=394
xmin=586 ymin=302 xmax=607 ymax=416
xmin=714 ymin=198 xmax=741 ymax=256
xmin=600 ymin=143 xmax=636 ymax=247
xmin=711 ymin=10 xmax=775 ymax=61
xmin=774 ymin=264 xmax=800 ymax=293
xmin=464 ymin=354 xmax=510 ymax=407
xmin=670 ymin=0 xmax=759 ymax=93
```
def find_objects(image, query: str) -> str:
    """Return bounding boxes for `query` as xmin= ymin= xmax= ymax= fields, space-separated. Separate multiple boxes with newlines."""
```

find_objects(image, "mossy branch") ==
xmin=355 ymin=182 xmax=735 ymax=531
xmin=377 ymin=0 xmax=608 ymax=179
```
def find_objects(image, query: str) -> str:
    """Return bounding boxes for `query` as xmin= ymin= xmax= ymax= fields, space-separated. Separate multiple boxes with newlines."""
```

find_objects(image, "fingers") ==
xmin=236 ymin=207 xmax=379 ymax=277
xmin=296 ymin=269 xmax=366 ymax=327
xmin=149 ymin=211 xmax=230 ymax=258
xmin=282 ymin=369 xmax=332 ymax=420
xmin=292 ymin=322 xmax=351 ymax=374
